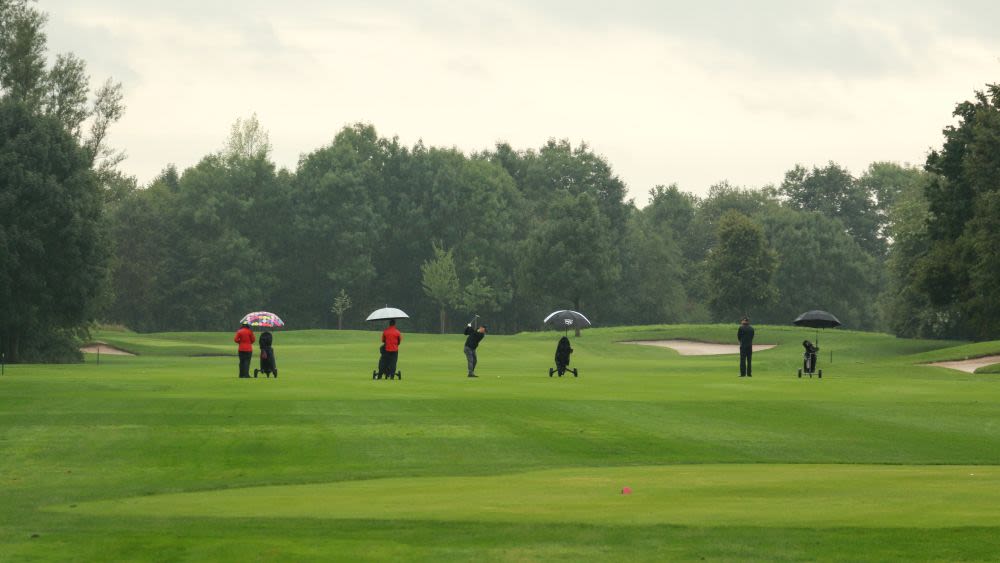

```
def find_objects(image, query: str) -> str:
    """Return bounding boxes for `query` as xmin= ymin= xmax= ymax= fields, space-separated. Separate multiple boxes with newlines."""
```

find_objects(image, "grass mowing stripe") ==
xmin=56 ymin=464 xmax=1000 ymax=528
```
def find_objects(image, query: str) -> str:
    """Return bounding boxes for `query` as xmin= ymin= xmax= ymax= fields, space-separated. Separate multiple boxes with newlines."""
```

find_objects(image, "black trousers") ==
xmin=384 ymin=350 xmax=398 ymax=375
xmin=238 ymin=351 xmax=252 ymax=378
xmin=740 ymin=347 xmax=752 ymax=376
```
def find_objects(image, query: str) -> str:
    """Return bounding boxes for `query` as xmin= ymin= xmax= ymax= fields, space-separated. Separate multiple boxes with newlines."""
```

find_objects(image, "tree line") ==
xmin=3 ymin=1 xmax=1000 ymax=362
xmin=94 ymin=121 xmax=954 ymax=339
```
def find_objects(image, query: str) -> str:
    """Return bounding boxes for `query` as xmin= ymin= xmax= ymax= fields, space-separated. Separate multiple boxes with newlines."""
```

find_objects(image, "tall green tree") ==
xmin=617 ymin=206 xmax=687 ymax=324
xmin=421 ymin=244 xmax=462 ymax=333
xmin=759 ymin=208 xmax=878 ymax=328
xmin=373 ymin=143 xmax=521 ymax=332
xmin=706 ymin=211 xmax=777 ymax=321
xmin=489 ymin=139 xmax=628 ymax=329
xmin=878 ymin=167 xmax=958 ymax=338
xmin=0 ymin=0 xmax=123 ymax=359
xmin=519 ymin=192 xmax=621 ymax=334
xmin=642 ymin=185 xmax=707 ymax=320
xmin=105 ymin=115 xmax=281 ymax=332
xmin=780 ymin=163 xmax=883 ymax=257
xmin=461 ymin=259 xmax=498 ymax=319
xmin=492 ymin=139 xmax=630 ymax=232
xmin=916 ymin=84 xmax=1000 ymax=339
xmin=104 ymin=169 xmax=177 ymax=332
xmin=1 ymin=1 xmax=125 ymax=175
xmin=854 ymin=163 xmax=938 ymax=335
xmin=225 ymin=113 xmax=270 ymax=161
xmin=330 ymin=289 xmax=352 ymax=330
xmin=154 ymin=156 xmax=273 ymax=330
xmin=0 ymin=0 xmax=46 ymax=105
xmin=0 ymin=101 xmax=107 ymax=361
xmin=278 ymin=124 xmax=383 ymax=327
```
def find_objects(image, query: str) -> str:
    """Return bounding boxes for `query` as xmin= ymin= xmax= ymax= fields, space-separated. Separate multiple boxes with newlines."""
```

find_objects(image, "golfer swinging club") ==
xmin=464 ymin=314 xmax=486 ymax=378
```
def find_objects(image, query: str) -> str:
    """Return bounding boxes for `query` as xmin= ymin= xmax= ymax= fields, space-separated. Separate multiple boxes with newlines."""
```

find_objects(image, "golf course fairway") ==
xmin=3 ymin=324 xmax=1000 ymax=561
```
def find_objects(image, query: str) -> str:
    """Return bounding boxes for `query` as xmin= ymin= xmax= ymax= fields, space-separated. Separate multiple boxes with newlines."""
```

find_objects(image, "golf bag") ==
xmin=799 ymin=340 xmax=821 ymax=378
xmin=254 ymin=331 xmax=277 ymax=378
xmin=550 ymin=336 xmax=578 ymax=377
xmin=373 ymin=344 xmax=401 ymax=380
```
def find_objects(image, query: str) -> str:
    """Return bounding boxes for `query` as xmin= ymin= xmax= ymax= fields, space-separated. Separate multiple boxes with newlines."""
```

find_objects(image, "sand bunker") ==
xmin=928 ymin=355 xmax=1000 ymax=374
xmin=80 ymin=343 xmax=135 ymax=356
xmin=621 ymin=340 xmax=776 ymax=356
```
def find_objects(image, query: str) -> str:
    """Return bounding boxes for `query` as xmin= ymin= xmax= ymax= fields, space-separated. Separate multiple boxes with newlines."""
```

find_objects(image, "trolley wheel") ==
xmin=818 ymin=370 xmax=823 ymax=378
xmin=396 ymin=371 xmax=402 ymax=380
xmin=572 ymin=369 xmax=578 ymax=377
xmin=798 ymin=369 xmax=802 ymax=378
xmin=549 ymin=368 xmax=554 ymax=377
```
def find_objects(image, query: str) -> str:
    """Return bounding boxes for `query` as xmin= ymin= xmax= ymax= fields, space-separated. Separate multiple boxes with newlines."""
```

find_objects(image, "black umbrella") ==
xmin=544 ymin=310 xmax=592 ymax=335
xmin=793 ymin=310 xmax=841 ymax=349
xmin=793 ymin=310 xmax=841 ymax=329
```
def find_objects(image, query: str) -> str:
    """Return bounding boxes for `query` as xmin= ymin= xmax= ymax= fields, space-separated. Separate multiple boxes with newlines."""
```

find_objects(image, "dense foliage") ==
xmin=101 ymin=123 xmax=905 ymax=335
xmin=0 ymin=101 xmax=106 ymax=361
xmin=911 ymin=85 xmax=1000 ymax=340
xmin=6 ymin=1 xmax=1000 ymax=350
xmin=1 ymin=0 xmax=121 ymax=361
xmin=96 ymin=84 xmax=1000 ymax=340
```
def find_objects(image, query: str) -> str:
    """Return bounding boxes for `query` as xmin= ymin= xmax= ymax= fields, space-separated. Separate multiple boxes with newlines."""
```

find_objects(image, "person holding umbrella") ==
xmin=738 ymin=316 xmax=754 ymax=378
xmin=234 ymin=322 xmax=256 ymax=378
xmin=463 ymin=321 xmax=487 ymax=378
xmin=366 ymin=307 xmax=409 ymax=380
xmin=381 ymin=319 xmax=402 ymax=378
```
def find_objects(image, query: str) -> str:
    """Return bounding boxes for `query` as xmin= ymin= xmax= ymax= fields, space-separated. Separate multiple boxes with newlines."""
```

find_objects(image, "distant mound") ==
xmin=928 ymin=355 xmax=1000 ymax=374
xmin=80 ymin=342 xmax=136 ymax=356
xmin=621 ymin=340 xmax=776 ymax=355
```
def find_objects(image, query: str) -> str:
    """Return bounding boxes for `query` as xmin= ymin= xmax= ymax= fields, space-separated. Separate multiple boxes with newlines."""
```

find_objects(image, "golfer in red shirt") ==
xmin=234 ymin=322 xmax=256 ymax=378
xmin=381 ymin=319 xmax=402 ymax=378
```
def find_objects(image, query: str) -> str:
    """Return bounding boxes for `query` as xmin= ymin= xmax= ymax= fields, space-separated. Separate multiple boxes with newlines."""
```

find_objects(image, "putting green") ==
xmin=58 ymin=464 xmax=1000 ymax=528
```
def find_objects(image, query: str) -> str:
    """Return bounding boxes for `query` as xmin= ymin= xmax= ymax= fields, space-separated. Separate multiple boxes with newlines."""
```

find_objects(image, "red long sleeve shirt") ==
xmin=382 ymin=326 xmax=402 ymax=352
xmin=234 ymin=327 xmax=255 ymax=352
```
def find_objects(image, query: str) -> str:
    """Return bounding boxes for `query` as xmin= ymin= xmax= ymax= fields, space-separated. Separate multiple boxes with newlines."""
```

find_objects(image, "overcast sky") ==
xmin=43 ymin=0 xmax=1000 ymax=202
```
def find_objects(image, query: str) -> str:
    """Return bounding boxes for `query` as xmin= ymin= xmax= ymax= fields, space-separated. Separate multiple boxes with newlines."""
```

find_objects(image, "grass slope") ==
xmin=2 ymin=324 xmax=1000 ymax=561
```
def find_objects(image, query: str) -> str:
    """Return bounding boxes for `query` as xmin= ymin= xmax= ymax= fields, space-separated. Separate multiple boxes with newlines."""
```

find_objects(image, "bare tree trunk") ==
xmin=337 ymin=314 xmax=343 ymax=330
xmin=440 ymin=308 xmax=447 ymax=334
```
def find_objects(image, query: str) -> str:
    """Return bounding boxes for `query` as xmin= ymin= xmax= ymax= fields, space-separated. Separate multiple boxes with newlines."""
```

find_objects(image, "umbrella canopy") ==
xmin=793 ymin=310 xmax=842 ymax=329
xmin=240 ymin=311 xmax=284 ymax=328
xmin=544 ymin=310 xmax=592 ymax=330
xmin=366 ymin=307 xmax=410 ymax=322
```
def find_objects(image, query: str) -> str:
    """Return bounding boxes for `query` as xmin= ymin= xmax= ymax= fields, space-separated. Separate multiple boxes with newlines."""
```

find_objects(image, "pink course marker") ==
xmin=621 ymin=487 xmax=632 ymax=495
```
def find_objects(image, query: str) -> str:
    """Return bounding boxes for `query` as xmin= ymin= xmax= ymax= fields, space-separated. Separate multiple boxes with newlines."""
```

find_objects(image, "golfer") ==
xmin=738 ymin=317 xmax=754 ymax=377
xmin=463 ymin=323 xmax=487 ymax=378
xmin=381 ymin=319 xmax=402 ymax=376
xmin=234 ymin=322 xmax=256 ymax=378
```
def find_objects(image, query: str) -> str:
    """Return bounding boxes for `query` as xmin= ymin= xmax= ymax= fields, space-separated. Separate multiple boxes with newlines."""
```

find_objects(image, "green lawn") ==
xmin=2 ymin=324 xmax=1000 ymax=561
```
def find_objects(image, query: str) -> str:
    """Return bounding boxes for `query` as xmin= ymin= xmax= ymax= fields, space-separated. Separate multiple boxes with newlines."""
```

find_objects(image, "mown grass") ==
xmin=2 ymin=324 xmax=1000 ymax=561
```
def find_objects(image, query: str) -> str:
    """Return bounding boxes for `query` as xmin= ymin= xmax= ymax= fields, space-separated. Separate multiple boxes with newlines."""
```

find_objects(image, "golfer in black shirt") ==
xmin=738 ymin=317 xmax=755 ymax=377
xmin=464 ymin=324 xmax=486 ymax=377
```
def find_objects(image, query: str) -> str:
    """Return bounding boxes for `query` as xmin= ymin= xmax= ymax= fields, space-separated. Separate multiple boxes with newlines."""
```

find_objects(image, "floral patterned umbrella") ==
xmin=240 ymin=311 xmax=285 ymax=328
